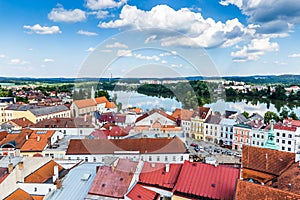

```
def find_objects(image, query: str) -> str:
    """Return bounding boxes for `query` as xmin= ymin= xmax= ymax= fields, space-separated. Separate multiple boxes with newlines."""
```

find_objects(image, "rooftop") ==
xmin=173 ymin=160 xmax=240 ymax=199
xmin=73 ymin=99 xmax=96 ymax=109
xmin=127 ymin=184 xmax=160 ymax=200
xmin=66 ymin=136 xmax=187 ymax=155
xmin=0 ymin=129 xmax=33 ymax=149
xmin=136 ymin=109 xmax=176 ymax=124
xmin=235 ymin=179 xmax=300 ymax=200
xmin=8 ymin=118 xmax=34 ymax=128
xmin=4 ymin=188 xmax=33 ymax=200
xmin=47 ymin=163 xmax=101 ymax=200
xmin=20 ymin=130 xmax=56 ymax=152
xmin=242 ymin=146 xmax=295 ymax=178
xmin=139 ymin=162 xmax=182 ymax=189
xmin=172 ymin=108 xmax=194 ymax=121
xmin=88 ymin=159 xmax=138 ymax=198
xmin=33 ymin=117 xmax=94 ymax=128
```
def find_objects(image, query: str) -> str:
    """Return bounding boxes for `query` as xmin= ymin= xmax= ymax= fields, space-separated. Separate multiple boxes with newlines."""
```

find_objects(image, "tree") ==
xmin=264 ymin=111 xmax=279 ymax=124
xmin=96 ymin=90 xmax=110 ymax=100
xmin=289 ymin=111 xmax=299 ymax=120
xmin=117 ymin=102 xmax=122 ymax=112
xmin=242 ymin=111 xmax=249 ymax=119
xmin=279 ymin=107 xmax=289 ymax=120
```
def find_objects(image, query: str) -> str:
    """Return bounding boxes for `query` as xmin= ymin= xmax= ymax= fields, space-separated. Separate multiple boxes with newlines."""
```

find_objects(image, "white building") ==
xmin=219 ymin=118 xmax=236 ymax=146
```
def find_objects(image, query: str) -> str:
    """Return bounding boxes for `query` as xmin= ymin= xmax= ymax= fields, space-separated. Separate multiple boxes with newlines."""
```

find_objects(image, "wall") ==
xmin=19 ymin=183 xmax=56 ymax=196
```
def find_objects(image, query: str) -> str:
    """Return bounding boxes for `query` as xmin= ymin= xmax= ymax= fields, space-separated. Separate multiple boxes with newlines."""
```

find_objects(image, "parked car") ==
xmin=190 ymin=143 xmax=199 ymax=147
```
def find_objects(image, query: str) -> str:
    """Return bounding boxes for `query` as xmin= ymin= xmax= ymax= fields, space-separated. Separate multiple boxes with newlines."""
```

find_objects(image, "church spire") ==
xmin=264 ymin=119 xmax=279 ymax=150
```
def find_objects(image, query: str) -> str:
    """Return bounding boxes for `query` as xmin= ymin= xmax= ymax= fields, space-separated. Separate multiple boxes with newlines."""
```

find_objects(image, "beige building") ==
xmin=190 ymin=107 xmax=212 ymax=140
xmin=2 ymin=104 xmax=70 ymax=124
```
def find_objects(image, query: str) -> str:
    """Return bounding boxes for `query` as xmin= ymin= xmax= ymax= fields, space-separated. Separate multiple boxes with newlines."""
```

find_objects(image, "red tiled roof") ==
xmin=25 ymin=160 xmax=64 ymax=183
xmin=127 ymin=184 xmax=160 ymax=200
xmin=88 ymin=159 xmax=138 ymax=198
xmin=4 ymin=188 xmax=33 ymax=200
xmin=66 ymin=137 xmax=187 ymax=155
xmin=136 ymin=109 xmax=176 ymax=124
xmin=196 ymin=107 xmax=211 ymax=119
xmin=173 ymin=161 xmax=240 ymax=199
xmin=172 ymin=109 xmax=194 ymax=121
xmin=235 ymin=179 xmax=300 ymax=200
xmin=9 ymin=117 xmax=34 ymax=128
xmin=242 ymin=146 xmax=295 ymax=176
xmin=274 ymin=125 xmax=297 ymax=132
xmin=109 ymin=126 xmax=129 ymax=137
xmin=275 ymin=162 xmax=300 ymax=194
xmin=283 ymin=119 xmax=300 ymax=127
xmin=94 ymin=96 xmax=109 ymax=104
xmin=73 ymin=99 xmax=96 ymax=109
xmin=139 ymin=162 xmax=182 ymax=189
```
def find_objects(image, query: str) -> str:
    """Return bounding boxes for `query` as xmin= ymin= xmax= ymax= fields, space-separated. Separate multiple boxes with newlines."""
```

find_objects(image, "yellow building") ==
xmin=190 ymin=107 xmax=211 ymax=140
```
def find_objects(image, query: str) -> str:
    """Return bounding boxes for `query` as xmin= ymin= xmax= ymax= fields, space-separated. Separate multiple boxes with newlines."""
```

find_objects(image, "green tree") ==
xmin=242 ymin=111 xmax=249 ymax=119
xmin=264 ymin=111 xmax=279 ymax=124
xmin=289 ymin=111 xmax=299 ymax=120
xmin=279 ymin=107 xmax=289 ymax=120
xmin=117 ymin=102 xmax=122 ymax=112
xmin=96 ymin=90 xmax=110 ymax=100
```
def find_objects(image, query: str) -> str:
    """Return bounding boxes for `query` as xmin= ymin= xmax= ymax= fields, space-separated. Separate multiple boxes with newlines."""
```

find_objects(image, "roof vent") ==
xmin=192 ymin=163 xmax=197 ymax=167
xmin=211 ymin=183 xmax=216 ymax=188
xmin=120 ymin=177 xmax=123 ymax=181
xmin=102 ymin=183 xmax=106 ymax=187
xmin=137 ymin=195 xmax=142 ymax=198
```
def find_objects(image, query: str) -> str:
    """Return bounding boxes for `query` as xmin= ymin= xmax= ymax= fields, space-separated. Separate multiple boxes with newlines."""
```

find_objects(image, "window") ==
xmin=253 ymin=141 xmax=255 ymax=145
xmin=288 ymin=134 xmax=292 ymax=138
xmin=282 ymin=140 xmax=285 ymax=144
xmin=34 ymin=187 xmax=37 ymax=192
xmin=276 ymin=139 xmax=279 ymax=143
xmin=262 ymin=135 xmax=264 ymax=139
xmin=282 ymin=133 xmax=286 ymax=137
xmin=173 ymin=156 xmax=176 ymax=161
xmin=282 ymin=146 xmax=285 ymax=151
xmin=149 ymin=156 xmax=152 ymax=161
xmin=180 ymin=156 xmax=184 ymax=161
xmin=49 ymin=188 xmax=52 ymax=192
xmin=288 ymin=147 xmax=291 ymax=152
xmin=277 ymin=132 xmax=280 ymax=136
xmin=253 ymin=134 xmax=256 ymax=137
xmin=288 ymin=141 xmax=292 ymax=145
xmin=93 ymin=157 xmax=96 ymax=162
xmin=157 ymin=156 xmax=160 ymax=161
xmin=165 ymin=156 xmax=168 ymax=161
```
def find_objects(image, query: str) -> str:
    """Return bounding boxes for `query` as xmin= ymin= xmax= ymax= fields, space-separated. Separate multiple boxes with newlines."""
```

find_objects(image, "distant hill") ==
xmin=1 ymin=74 xmax=300 ymax=85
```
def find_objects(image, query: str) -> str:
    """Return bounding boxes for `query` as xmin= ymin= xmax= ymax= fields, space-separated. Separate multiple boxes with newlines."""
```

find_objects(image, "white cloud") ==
xmin=48 ymin=6 xmax=86 ymax=23
xmin=23 ymin=24 xmax=61 ymax=35
xmin=99 ymin=5 xmax=249 ymax=48
xmin=274 ymin=61 xmax=287 ymax=65
xmin=144 ymin=35 xmax=157 ymax=44
xmin=86 ymin=0 xmax=127 ymax=10
xmin=117 ymin=49 xmax=132 ymax=57
xmin=106 ymin=42 xmax=128 ymax=49
xmin=0 ymin=54 xmax=5 ymax=59
xmin=100 ymin=49 xmax=112 ymax=53
xmin=161 ymin=60 xmax=167 ymax=64
xmin=9 ymin=58 xmax=29 ymax=65
xmin=288 ymin=53 xmax=300 ymax=58
xmin=134 ymin=54 xmax=160 ymax=61
xmin=219 ymin=0 xmax=242 ymax=7
xmin=86 ymin=47 xmax=96 ymax=52
xmin=43 ymin=58 xmax=54 ymax=63
xmin=159 ymin=52 xmax=171 ymax=57
xmin=231 ymin=38 xmax=279 ymax=62
xmin=77 ymin=30 xmax=98 ymax=36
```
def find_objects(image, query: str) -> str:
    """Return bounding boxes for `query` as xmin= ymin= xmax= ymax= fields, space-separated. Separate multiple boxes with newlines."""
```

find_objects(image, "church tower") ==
xmin=264 ymin=119 xmax=279 ymax=150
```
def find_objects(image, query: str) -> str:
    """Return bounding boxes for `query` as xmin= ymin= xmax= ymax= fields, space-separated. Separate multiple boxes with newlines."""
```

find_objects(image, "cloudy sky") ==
xmin=1 ymin=0 xmax=300 ymax=78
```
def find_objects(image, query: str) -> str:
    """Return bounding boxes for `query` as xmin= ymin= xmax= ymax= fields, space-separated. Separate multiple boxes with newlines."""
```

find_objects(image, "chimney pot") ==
xmin=8 ymin=163 xmax=13 ymax=173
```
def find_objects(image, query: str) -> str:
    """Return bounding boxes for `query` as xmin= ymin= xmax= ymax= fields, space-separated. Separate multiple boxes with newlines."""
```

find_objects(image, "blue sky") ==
xmin=0 ymin=0 xmax=300 ymax=78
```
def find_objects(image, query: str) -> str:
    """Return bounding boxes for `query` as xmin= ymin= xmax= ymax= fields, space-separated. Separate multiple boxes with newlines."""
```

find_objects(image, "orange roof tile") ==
xmin=127 ymin=184 xmax=160 ymax=200
xmin=5 ymin=188 xmax=33 ymax=200
xmin=136 ymin=109 xmax=176 ymax=124
xmin=24 ymin=160 xmax=64 ymax=183
xmin=0 ymin=131 xmax=8 ymax=142
xmin=242 ymin=145 xmax=295 ymax=176
xmin=94 ymin=96 xmax=109 ymax=104
xmin=0 ymin=129 xmax=33 ymax=149
xmin=105 ymin=101 xmax=116 ymax=109
xmin=235 ymin=180 xmax=300 ymax=200
xmin=31 ymin=196 xmax=44 ymax=200
xmin=73 ymin=99 xmax=96 ymax=109
xmin=21 ymin=130 xmax=56 ymax=152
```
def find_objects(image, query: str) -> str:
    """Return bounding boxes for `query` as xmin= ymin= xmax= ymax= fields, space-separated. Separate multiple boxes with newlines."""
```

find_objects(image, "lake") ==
xmin=109 ymin=91 xmax=300 ymax=116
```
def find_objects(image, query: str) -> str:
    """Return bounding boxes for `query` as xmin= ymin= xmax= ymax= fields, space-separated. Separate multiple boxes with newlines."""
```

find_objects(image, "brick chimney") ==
xmin=8 ymin=163 xmax=13 ymax=173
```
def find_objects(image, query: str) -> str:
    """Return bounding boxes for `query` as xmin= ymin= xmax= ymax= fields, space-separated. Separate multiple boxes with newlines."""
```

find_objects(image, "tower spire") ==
xmin=264 ymin=119 xmax=279 ymax=150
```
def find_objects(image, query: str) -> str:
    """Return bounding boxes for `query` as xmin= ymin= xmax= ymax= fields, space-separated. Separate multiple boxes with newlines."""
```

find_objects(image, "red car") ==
xmin=190 ymin=143 xmax=198 ymax=147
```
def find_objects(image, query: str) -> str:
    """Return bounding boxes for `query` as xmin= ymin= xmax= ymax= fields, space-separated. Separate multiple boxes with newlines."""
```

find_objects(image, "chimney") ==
xmin=151 ymin=163 xmax=156 ymax=168
xmin=18 ymin=161 xmax=24 ymax=170
xmin=8 ymin=163 xmax=13 ymax=173
xmin=54 ymin=165 xmax=59 ymax=182
xmin=37 ymin=136 xmax=40 ymax=142
xmin=25 ymin=134 xmax=29 ymax=140
xmin=111 ymin=165 xmax=115 ymax=173
xmin=84 ymin=114 xmax=87 ymax=122
xmin=165 ymin=162 xmax=170 ymax=173
xmin=23 ymin=117 xmax=25 ymax=121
